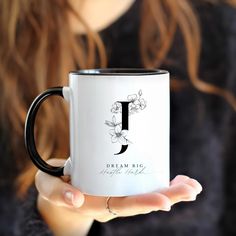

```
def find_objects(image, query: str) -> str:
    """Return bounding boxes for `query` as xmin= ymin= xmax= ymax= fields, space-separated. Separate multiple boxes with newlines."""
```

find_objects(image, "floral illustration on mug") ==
xmin=105 ymin=90 xmax=146 ymax=147
xmin=127 ymin=90 xmax=146 ymax=115
xmin=105 ymin=115 xmax=131 ymax=145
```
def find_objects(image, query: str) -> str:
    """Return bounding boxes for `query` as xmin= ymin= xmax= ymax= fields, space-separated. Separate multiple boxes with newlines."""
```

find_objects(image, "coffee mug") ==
xmin=25 ymin=68 xmax=170 ymax=197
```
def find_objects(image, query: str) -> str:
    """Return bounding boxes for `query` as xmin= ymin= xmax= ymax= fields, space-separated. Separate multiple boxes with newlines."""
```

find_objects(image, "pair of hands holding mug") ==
xmin=36 ymin=159 xmax=202 ymax=224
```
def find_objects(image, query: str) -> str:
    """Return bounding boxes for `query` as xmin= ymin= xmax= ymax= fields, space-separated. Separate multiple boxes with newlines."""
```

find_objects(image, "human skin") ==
xmin=68 ymin=0 xmax=136 ymax=34
xmin=37 ymin=160 xmax=202 ymax=236
xmin=36 ymin=1 xmax=203 ymax=236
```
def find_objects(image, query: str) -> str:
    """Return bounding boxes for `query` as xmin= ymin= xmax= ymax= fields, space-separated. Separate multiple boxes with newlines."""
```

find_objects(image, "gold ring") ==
xmin=106 ymin=197 xmax=118 ymax=216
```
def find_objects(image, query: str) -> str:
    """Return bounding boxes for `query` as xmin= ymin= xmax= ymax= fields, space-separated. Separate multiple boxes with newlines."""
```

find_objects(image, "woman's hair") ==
xmin=0 ymin=0 xmax=235 ymax=195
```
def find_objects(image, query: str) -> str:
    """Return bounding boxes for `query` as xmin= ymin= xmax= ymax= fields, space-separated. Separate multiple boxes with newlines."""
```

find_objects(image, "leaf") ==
xmin=138 ymin=90 xmax=142 ymax=96
xmin=126 ymin=139 xmax=132 ymax=145
xmin=112 ymin=115 xmax=116 ymax=124
xmin=105 ymin=120 xmax=114 ymax=127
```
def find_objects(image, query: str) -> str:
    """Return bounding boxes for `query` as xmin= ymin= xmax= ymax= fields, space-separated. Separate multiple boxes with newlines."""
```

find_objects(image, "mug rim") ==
xmin=69 ymin=68 xmax=168 ymax=76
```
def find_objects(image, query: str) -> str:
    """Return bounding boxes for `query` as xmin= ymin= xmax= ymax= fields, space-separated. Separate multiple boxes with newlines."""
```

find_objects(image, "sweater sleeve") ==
xmin=14 ymin=185 xmax=106 ymax=236
xmin=15 ymin=187 xmax=53 ymax=236
xmin=222 ymin=103 xmax=236 ymax=235
xmin=221 ymin=3 xmax=236 ymax=234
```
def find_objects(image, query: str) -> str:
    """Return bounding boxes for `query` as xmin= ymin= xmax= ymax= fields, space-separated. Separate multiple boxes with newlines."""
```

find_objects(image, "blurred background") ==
xmin=0 ymin=0 xmax=236 ymax=235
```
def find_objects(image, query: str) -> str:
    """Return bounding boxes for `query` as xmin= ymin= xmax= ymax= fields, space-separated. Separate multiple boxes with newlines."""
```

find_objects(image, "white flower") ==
xmin=109 ymin=125 xmax=130 ymax=145
xmin=105 ymin=115 xmax=121 ymax=127
xmin=137 ymin=98 xmax=146 ymax=110
xmin=106 ymin=90 xmax=146 ymax=146
xmin=111 ymin=102 xmax=121 ymax=113
xmin=129 ymin=102 xmax=138 ymax=114
xmin=127 ymin=94 xmax=138 ymax=102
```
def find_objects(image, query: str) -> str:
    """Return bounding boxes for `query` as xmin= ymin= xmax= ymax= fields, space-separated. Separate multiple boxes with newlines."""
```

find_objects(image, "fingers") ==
xmin=35 ymin=159 xmax=85 ymax=208
xmin=89 ymin=193 xmax=172 ymax=222
xmin=105 ymin=175 xmax=203 ymax=218
xmin=161 ymin=183 xmax=196 ymax=204
xmin=35 ymin=162 xmax=202 ymax=221
xmin=183 ymin=178 xmax=202 ymax=194
xmin=170 ymin=175 xmax=190 ymax=185
xmin=98 ymin=193 xmax=172 ymax=218
xmin=161 ymin=175 xmax=202 ymax=204
xmin=76 ymin=191 xmax=172 ymax=222
xmin=170 ymin=175 xmax=202 ymax=194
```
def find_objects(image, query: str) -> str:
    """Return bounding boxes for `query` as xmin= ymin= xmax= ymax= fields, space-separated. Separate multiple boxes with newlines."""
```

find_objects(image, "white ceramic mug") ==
xmin=25 ymin=68 xmax=170 ymax=196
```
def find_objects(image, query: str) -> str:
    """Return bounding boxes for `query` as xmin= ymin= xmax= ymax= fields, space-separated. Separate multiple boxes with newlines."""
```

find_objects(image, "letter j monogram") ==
xmin=115 ymin=101 xmax=131 ymax=155
xmin=104 ymin=89 xmax=147 ymax=156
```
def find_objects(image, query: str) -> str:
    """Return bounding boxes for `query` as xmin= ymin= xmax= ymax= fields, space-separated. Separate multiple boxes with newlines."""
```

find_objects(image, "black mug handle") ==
xmin=24 ymin=87 xmax=65 ymax=177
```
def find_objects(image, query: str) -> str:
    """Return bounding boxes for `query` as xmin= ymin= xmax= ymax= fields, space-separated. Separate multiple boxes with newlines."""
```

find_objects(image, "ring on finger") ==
xmin=106 ymin=197 xmax=118 ymax=216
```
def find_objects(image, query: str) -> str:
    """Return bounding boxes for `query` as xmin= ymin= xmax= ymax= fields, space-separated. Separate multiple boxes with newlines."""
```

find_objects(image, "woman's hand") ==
xmin=35 ymin=159 xmax=202 ymax=236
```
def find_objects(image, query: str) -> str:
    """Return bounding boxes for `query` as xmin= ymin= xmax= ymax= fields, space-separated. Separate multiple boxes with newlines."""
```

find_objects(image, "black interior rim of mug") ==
xmin=70 ymin=68 xmax=168 ymax=76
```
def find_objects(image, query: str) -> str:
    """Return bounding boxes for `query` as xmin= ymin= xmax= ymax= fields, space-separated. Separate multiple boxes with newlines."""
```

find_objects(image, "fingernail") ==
xmin=161 ymin=205 xmax=171 ymax=211
xmin=72 ymin=194 xmax=84 ymax=207
xmin=64 ymin=190 xmax=83 ymax=208
xmin=64 ymin=191 xmax=74 ymax=204
xmin=197 ymin=186 xmax=203 ymax=194
xmin=186 ymin=195 xmax=196 ymax=201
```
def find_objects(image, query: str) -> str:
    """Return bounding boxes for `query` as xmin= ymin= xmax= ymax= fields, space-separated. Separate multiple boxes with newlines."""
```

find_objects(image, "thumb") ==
xmin=35 ymin=159 xmax=84 ymax=208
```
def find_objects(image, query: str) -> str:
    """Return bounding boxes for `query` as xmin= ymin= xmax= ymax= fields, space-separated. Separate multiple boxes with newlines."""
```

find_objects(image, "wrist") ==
xmin=37 ymin=194 xmax=94 ymax=236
